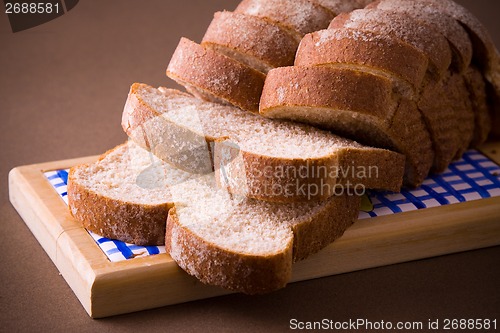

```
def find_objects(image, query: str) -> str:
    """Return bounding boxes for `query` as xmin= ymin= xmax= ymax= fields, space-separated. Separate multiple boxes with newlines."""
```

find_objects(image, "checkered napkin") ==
xmin=45 ymin=150 xmax=500 ymax=262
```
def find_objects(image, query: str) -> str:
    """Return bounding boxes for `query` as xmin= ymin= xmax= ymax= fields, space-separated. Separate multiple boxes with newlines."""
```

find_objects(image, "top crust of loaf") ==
xmin=235 ymin=0 xmax=335 ymax=37
xmin=165 ymin=173 xmax=361 ymax=294
xmin=67 ymin=142 xmax=193 ymax=245
xmin=367 ymin=0 xmax=473 ymax=73
xmin=202 ymin=11 xmax=299 ymax=73
xmin=329 ymin=8 xmax=452 ymax=78
xmin=259 ymin=66 xmax=433 ymax=187
xmin=122 ymin=83 xmax=406 ymax=200
xmin=296 ymin=28 xmax=428 ymax=96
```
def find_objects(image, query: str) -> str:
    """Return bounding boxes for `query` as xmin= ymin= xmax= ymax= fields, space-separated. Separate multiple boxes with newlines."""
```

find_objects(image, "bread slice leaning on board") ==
xmin=67 ymin=141 xmax=361 ymax=294
xmin=122 ymin=83 xmax=406 ymax=203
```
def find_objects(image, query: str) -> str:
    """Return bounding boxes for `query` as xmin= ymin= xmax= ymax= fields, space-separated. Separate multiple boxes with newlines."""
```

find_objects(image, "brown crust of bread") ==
xmin=166 ymin=38 xmax=266 ymax=113
xmin=260 ymin=67 xmax=433 ymax=187
xmin=417 ymin=77 xmax=462 ymax=173
xmin=165 ymin=208 xmax=292 ymax=295
xmin=235 ymin=0 xmax=335 ymax=37
xmin=67 ymin=145 xmax=171 ymax=246
xmin=165 ymin=193 xmax=360 ymax=294
xmin=202 ymin=11 xmax=299 ymax=73
xmin=290 ymin=193 xmax=359 ymax=261
xmin=415 ymin=0 xmax=497 ymax=77
xmin=329 ymin=9 xmax=452 ymax=79
xmin=366 ymin=0 xmax=472 ymax=73
xmin=295 ymin=28 xmax=428 ymax=96
xmin=260 ymin=66 xmax=400 ymax=123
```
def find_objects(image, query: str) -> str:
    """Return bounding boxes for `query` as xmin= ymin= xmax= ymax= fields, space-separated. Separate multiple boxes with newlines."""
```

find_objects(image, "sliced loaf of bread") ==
xmin=259 ymin=66 xmax=433 ymax=187
xmin=67 ymin=141 xmax=193 ymax=245
xmin=122 ymin=83 xmax=406 ymax=202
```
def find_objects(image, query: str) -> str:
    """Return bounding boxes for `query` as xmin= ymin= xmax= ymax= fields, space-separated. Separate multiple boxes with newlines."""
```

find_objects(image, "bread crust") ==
xmin=310 ymin=0 xmax=372 ymax=15
xmin=67 ymin=144 xmax=172 ymax=246
xmin=214 ymin=140 xmax=405 ymax=201
xmin=463 ymin=67 xmax=491 ymax=147
xmin=329 ymin=8 xmax=452 ymax=79
xmin=235 ymin=0 xmax=335 ymax=37
xmin=167 ymin=38 xmax=266 ymax=113
xmin=165 ymin=193 xmax=360 ymax=294
xmin=296 ymin=28 xmax=428 ymax=97
xmin=202 ymin=11 xmax=299 ymax=73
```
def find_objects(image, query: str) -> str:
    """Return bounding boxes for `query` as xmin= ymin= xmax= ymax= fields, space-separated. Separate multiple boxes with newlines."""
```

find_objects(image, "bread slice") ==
xmin=166 ymin=37 xmax=266 ymax=113
xmin=295 ymin=28 xmax=428 ymax=98
xmin=67 ymin=141 xmax=194 ymax=246
xmin=122 ymin=83 xmax=406 ymax=202
xmin=310 ymin=0 xmax=373 ymax=15
xmin=366 ymin=0 xmax=473 ymax=73
xmin=234 ymin=0 xmax=335 ymax=38
xmin=166 ymin=173 xmax=360 ymax=294
xmin=259 ymin=66 xmax=434 ymax=187
xmin=201 ymin=11 xmax=299 ymax=74
xmin=329 ymin=8 xmax=452 ymax=79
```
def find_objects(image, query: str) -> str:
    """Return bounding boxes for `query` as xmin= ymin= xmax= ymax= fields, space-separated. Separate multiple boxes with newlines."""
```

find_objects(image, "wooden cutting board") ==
xmin=8 ymin=142 xmax=500 ymax=318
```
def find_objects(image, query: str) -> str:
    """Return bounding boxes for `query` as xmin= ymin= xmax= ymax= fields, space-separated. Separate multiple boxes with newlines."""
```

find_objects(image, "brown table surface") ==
xmin=1 ymin=1 xmax=499 ymax=332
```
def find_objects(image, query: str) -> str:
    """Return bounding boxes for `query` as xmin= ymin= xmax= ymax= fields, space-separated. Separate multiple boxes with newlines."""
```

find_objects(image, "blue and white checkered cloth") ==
xmin=45 ymin=150 xmax=500 ymax=262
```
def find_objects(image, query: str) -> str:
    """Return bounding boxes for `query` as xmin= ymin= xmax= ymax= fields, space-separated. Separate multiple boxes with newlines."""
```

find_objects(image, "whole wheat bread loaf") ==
xmin=122 ymin=83 xmax=406 ymax=202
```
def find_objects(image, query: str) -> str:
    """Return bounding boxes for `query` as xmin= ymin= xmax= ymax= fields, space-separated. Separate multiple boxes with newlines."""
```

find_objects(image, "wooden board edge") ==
xmin=291 ymin=197 xmax=500 ymax=281
xmin=9 ymin=167 xmax=93 ymax=314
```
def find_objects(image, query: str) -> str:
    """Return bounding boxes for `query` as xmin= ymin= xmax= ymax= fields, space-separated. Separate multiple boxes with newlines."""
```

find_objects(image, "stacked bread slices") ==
xmin=260 ymin=0 xmax=500 ymax=187
xmin=68 ymin=0 xmax=499 ymax=294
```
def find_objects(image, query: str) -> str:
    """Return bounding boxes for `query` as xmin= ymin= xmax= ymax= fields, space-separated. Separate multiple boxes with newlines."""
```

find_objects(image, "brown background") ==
xmin=1 ymin=1 xmax=499 ymax=332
